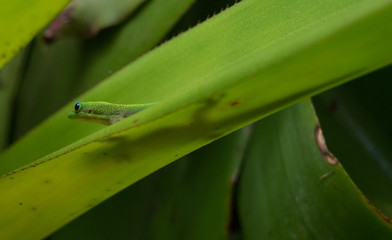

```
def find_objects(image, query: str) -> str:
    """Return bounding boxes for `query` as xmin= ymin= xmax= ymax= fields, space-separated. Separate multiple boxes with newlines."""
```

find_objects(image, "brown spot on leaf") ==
xmin=315 ymin=124 xmax=338 ymax=165
xmin=133 ymin=119 xmax=139 ymax=124
xmin=229 ymin=101 xmax=240 ymax=106
xmin=319 ymin=171 xmax=335 ymax=181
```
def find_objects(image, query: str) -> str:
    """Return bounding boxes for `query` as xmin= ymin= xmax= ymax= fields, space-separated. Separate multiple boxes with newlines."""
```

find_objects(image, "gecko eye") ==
xmin=74 ymin=102 xmax=81 ymax=112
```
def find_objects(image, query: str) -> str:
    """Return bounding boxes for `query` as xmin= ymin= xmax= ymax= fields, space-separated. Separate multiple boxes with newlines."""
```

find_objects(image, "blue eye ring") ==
xmin=74 ymin=102 xmax=81 ymax=112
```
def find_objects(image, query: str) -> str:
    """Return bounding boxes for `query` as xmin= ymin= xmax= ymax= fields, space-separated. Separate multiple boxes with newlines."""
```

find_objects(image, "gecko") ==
xmin=68 ymin=101 xmax=156 ymax=125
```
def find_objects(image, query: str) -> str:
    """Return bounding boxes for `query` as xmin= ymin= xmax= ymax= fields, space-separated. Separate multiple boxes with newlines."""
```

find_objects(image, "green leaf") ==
xmin=0 ymin=51 xmax=28 ymax=149
xmin=2 ymin=0 xmax=392 ymax=172
xmin=313 ymin=66 xmax=392 ymax=217
xmin=238 ymin=100 xmax=392 ymax=239
xmin=12 ymin=38 xmax=85 ymax=139
xmin=0 ymin=0 xmax=69 ymax=69
xmin=52 ymin=129 xmax=248 ymax=239
xmin=1 ymin=0 xmax=392 ymax=239
xmin=77 ymin=0 xmax=195 ymax=89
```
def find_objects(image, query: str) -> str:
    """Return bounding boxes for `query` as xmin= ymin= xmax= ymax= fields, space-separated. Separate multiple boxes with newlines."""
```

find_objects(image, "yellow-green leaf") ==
xmin=0 ymin=0 xmax=69 ymax=68
xmin=1 ymin=0 xmax=392 ymax=239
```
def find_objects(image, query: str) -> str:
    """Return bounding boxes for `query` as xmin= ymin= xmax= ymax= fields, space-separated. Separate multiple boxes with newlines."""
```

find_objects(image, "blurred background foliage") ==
xmin=1 ymin=0 xmax=392 ymax=239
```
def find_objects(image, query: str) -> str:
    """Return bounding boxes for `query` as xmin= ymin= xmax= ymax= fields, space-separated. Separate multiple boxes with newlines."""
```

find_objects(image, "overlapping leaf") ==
xmin=0 ymin=0 xmax=69 ymax=68
xmin=238 ymin=100 xmax=392 ymax=239
xmin=1 ymin=0 xmax=392 ymax=239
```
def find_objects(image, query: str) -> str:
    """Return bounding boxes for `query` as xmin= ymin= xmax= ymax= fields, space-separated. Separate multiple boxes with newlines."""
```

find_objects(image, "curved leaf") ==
xmin=0 ymin=0 xmax=69 ymax=68
xmin=2 ymin=0 xmax=392 ymax=173
xmin=0 ymin=51 xmax=27 ymax=149
xmin=1 ymin=0 xmax=392 ymax=239
xmin=313 ymin=66 xmax=392 ymax=217
xmin=238 ymin=100 xmax=392 ymax=239
xmin=52 ymin=129 xmax=248 ymax=239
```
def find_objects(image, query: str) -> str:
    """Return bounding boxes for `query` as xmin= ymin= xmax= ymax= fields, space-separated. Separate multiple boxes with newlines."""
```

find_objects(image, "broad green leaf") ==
xmin=2 ymin=0 xmax=392 ymax=173
xmin=238 ymin=100 xmax=392 ymax=239
xmin=77 ymin=0 xmax=195 ymax=90
xmin=1 ymin=0 xmax=392 ymax=239
xmin=313 ymin=66 xmax=392 ymax=217
xmin=12 ymin=38 xmax=85 ymax=140
xmin=0 ymin=51 xmax=27 ymax=149
xmin=52 ymin=129 xmax=248 ymax=239
xmin=0 ymin=0 xmax=69 ymax=69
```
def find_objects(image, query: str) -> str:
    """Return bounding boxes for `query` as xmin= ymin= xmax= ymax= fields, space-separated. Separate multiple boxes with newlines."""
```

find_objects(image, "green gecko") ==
xmin=68 ymin=101 xmax=156 ymax=125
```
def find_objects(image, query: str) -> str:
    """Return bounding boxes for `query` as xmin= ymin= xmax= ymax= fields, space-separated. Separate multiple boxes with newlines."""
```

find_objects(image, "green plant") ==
xmin=1 ymin=0 xmax=392 ymax=239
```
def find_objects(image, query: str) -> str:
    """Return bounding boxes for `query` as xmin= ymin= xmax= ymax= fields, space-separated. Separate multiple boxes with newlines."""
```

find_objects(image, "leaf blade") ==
xmin=0 ymin=0 xmax=69 ymax=68
xmin=1 ymin=0 xmax=392 ymax=238
xmin=238 ymin=100 xmax=392 ymax=239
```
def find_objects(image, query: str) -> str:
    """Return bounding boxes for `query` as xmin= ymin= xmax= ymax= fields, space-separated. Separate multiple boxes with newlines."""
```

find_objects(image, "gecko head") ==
xmin=68 ymin=101 xmax=111 ymax=125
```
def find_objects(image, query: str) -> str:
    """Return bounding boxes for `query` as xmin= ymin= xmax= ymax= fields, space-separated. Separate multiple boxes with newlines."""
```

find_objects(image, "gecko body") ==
xmin=68 ymin=101 xmax=156 ymax=125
